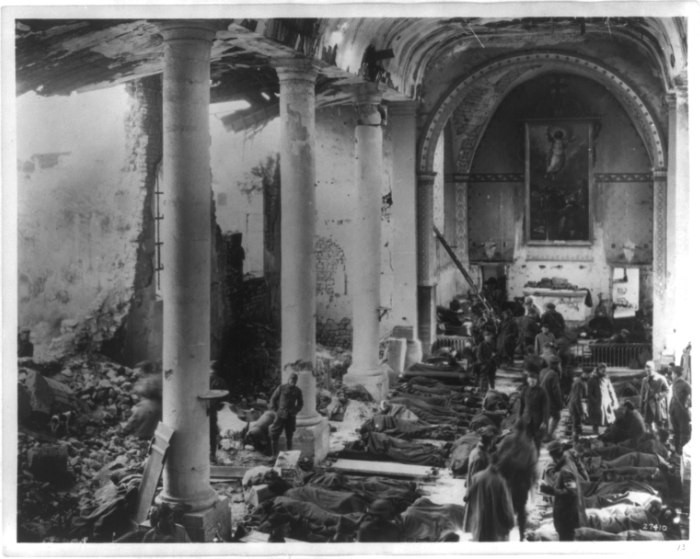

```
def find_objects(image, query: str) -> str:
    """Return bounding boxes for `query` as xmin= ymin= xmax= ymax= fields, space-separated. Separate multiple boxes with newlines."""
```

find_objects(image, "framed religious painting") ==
xmin=525 ymin=119 xmax=598 ymax=243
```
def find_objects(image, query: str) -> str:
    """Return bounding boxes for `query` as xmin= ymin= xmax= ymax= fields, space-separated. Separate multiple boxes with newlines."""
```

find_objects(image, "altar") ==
xmin=523 ymin=287 xmax=591 ymax=325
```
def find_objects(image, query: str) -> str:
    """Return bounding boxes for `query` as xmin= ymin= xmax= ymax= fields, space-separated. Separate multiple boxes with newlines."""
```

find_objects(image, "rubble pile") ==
xmin=17 ymin=355 xmax=150 ymax=542
xmin=316 ymin=345 xmax=352 ymax=391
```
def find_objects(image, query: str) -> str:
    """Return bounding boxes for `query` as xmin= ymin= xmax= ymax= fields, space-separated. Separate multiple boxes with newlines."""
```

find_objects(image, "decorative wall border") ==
xmin=458 ymin=173 xmax=524 ymax=183
xmin=451 ymin=172 xmax=653 ymax=183
xmin=454 ymin=181 xmax=468 ymax=261
xmin=594 ymin=173 xmax=653 ymax=183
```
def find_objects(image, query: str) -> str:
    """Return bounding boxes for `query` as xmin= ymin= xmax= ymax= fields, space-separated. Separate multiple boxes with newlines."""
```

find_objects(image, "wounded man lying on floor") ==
xmin=337 ymin=429 xmax=448 ymax=467
xmin=361 ymin=413 xmax=457 ymax=441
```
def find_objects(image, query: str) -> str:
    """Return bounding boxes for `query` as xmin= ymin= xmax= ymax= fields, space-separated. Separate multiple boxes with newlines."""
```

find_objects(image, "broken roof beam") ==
xmin=220 ymin=103 xmax=280 ymax=133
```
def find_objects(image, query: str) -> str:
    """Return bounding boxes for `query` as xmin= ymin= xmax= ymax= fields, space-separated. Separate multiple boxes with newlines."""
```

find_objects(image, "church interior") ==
xmin=6 ymin=6 xmax=695 ymax=547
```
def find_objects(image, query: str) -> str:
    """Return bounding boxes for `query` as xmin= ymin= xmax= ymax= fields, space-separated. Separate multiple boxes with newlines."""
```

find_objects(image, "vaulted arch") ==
xmin=418 ymin=51 xmax=667 ymax=175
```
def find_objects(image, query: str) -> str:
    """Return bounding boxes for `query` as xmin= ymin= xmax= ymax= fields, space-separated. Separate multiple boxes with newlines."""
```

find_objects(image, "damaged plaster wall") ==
xmin=17 ymin=86 xmax=144 ymax=361
xmin=314 ymin=105 xmax=396 ymax=347
xmin=433 ymin=132 xmax=470 ymax=307
xmin=207 ymin=103 xmax=400 ymax=349
xmin=16 ymin=88 xmax=401 ymax=363
xmin=314 ymin=106 xmax=356 ymax=348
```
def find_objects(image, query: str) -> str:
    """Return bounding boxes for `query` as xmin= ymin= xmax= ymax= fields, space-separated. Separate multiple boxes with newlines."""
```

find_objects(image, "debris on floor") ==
xmin=16 ymin=349 xmax=690 ymax=544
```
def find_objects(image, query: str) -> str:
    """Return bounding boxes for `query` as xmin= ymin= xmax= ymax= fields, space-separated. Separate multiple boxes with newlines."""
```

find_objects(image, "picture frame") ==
xmin=525 ymin=118 xmax=597 ymax=244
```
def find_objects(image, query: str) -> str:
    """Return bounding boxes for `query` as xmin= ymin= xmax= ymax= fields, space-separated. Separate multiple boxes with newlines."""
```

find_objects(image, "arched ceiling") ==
xmin=316 ymin=17 xmax=688 ymax=98
xmin=14 ymin=17 xmax=687 ymax=131
xmin=417 ymin=52 xmax=668 ymax=175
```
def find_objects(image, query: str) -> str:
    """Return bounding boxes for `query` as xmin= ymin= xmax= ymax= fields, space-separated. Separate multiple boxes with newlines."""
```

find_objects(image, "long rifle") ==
xmin=432 ymin=224 xmax=498 ymax=323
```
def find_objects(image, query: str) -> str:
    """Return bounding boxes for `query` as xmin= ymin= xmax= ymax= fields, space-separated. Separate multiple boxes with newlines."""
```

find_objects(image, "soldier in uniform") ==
xmin=268 ymin=372 xmax=304 ymax=456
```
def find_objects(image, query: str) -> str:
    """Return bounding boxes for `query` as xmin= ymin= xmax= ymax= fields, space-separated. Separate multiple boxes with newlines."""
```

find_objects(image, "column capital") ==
xmin=417 ymin=171 xmax=437 ymax=185
xmin=351 ymin=83 xmax=387 ymax=126
xmin=445 ymin=173 xmax=470 ymax=183
xmin=652 ymin=167 xmax=668 ymax=181
xmin=156 ymin=20 xmax=218 ymax=42
xmin=666 ymin=83 xmax=688 ymax=108
xmin=273 ymin=57 xmax=320 ymax=83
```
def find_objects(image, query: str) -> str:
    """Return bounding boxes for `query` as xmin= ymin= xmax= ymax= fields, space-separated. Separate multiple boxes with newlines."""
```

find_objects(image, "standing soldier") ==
xmin=568 ymin=369 xmax=590 ymax=440
xmin=534 ymin=324 xmax=556 ymax=357
xmin=539 ymin=356 xmax=564 ymax=441
xmin=475 ymin=328 xmax=499 ymax=392
xmin=587 ymin=362 xmax=618 ymax=435
xmin=640 ymin=361 xmax=670 ymax=433
xmin=539 ymin=440 xmax=587 ymax=541
xmin=541 ymin=302 xmax=566 ymax=340
xmin=463 ymin=461 xmax=515 ymax=542
xmin=669 ymin=366 xmax=691 ymax=452
xmin=519 ymin=367 xmax=549 ymax=451
xmin=268 ymin=372 xmax=304 ymax=456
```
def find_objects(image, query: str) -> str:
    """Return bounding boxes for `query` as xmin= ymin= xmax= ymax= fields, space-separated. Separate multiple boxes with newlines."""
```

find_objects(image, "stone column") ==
xmin=275 ymin=57 xmax=328 ymax=461
xmin=158 ymin=21 xmax=229 ymax=540
xmin=388 ymin=102 xmax=419 ymax=332
xmin=652 ymin=168 xmax=668 ymax=359
xmin=344 ymin=83 xmax=389 ymax=401
xmin=666 ymin=86 xmax=690 ymax=358
xmin=417 ymin=171 xmax=437 ymax=354
xmin=386 ymin=101 xmax=421 ymax=370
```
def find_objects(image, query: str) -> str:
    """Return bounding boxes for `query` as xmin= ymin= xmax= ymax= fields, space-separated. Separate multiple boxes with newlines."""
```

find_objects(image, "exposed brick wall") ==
xmin=315 ymin=236 xmax=346 ymax=301
xmin=314 ymin=235 xmax=352 ymax=348
xmin=118 ymin=76 xmax=163 ymax=365
xmin=316 ymin=316 xmax=352 ymax=349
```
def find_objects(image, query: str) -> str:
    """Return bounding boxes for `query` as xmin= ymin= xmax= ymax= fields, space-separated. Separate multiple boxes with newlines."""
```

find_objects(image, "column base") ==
xmin=279 ymin=417 xmax=330 ymax=465
xmin=157 ymin=484 xmax=218 ymax=514
xmin=389 ymin=324 xmax=423 ymax=371
xmin=385 ymin=337 xmax=407 ymax=373
xmin=181 ymin=495 xmax=231 ymax=542
xmin=344 ymin=365 xmax=390 ymax=401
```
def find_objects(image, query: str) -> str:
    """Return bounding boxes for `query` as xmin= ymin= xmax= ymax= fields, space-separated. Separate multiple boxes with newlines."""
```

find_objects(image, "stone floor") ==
xmin=212 ymin=362 xmax=564 ymax=542
xmin=211 ymin=362 xmax=665 ymax=543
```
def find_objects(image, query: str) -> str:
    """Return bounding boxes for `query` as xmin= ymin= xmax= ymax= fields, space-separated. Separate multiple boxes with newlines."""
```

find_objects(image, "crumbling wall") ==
xmin=118 ymin=76 xmax=163 ymax=365
xmin=17 ymin=86 xmax=144 ymax=361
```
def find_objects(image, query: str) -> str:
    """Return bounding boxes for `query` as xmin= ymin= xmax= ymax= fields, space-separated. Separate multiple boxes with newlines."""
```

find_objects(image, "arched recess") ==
xmin=418 ymin=51 xmax=666 ymax=175
xmin=415 ymin=50 xmax=671 ymax=356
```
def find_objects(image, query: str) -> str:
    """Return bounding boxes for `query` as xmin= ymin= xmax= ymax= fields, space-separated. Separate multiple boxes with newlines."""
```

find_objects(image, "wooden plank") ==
xmin=329 ymin=458 xmax=438 ymax=479
xmin=133 ymin=422 xmax=174 ymax=525
xmin=210 ymin=465 xmax=248 ymax=480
